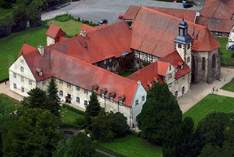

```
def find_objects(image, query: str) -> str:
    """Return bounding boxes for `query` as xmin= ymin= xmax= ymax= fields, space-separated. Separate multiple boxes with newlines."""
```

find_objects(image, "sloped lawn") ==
xmin=184 ymin=94 xmax=234 ymax=125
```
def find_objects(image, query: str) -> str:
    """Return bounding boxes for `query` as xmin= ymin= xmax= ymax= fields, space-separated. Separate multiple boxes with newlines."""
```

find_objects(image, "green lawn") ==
xmin=218 ymin=37 xmax=234 ymax=66
xmin=184 ymin=94 xmax=234 ymax=125
xmin=60 ymin=105 xmax=85 ymax=127
xmin=0 ymin=18 xmax=81 ymax=81
xmin=101 ymin=135 xmax=162 ymax=157
xmin=222 ymin=79 xmax=234 ymax=92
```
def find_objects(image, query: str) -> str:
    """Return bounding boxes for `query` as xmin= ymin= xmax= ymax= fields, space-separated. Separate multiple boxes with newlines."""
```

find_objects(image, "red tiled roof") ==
xmin=46 ymin=24 xmax=65 ymax=39
xmin=160 ymin=52 xmax=190 ymax=79
xmin=50 ymin=21 xmax=132 ymax=63
xmin=197 ymin=0 xmax=234 ymax=33
xmin=122 ymin=5 xmax=141 ymax=20
xmin=157 ymin=61 xmax=169 ymax=76
xmin=21 ymin=44 xmax=138 ymax=107
xmin=128 ymin=61 xmax=162 ymax=89
xmin=130 ymin=7 xmax=219 ymax=57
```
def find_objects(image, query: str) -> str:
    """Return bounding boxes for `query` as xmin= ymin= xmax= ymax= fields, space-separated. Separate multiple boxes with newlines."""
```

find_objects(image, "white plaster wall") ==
xmin=47 ymin=37 xmax=55 ymax=46
xmin=176 ymin=43 xmax=192 ymax=68
xmin=9 ymin=56 xmax=36 ymax=97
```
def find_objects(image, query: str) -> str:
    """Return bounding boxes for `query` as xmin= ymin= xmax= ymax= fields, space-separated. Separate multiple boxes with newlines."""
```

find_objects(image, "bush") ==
xmin=55 ymin=14 xmax=72 ymax=22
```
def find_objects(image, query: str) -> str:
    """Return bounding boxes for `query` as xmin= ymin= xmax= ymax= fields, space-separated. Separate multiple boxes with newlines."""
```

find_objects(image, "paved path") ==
xmin=178 ymin=67 xmax=234 ymax=113
xmin=42 ymin=0 xmax=203 ymax=23
xmin=0 ymin=81 xmax=23 ymax=101
xmin=214 ymin=89 xmax=234 ymax=98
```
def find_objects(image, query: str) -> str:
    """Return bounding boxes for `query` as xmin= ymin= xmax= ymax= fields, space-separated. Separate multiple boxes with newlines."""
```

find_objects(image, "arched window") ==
xmin=202 ymin=57 xmax=206 ymax=71
xmin=212 ymin=55 xmax=216 ymax=68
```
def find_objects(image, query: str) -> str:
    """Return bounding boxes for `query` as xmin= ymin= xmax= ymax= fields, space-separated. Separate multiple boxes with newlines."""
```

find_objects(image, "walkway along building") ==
xmin=9 ymin=7 xmax=221 ymax=127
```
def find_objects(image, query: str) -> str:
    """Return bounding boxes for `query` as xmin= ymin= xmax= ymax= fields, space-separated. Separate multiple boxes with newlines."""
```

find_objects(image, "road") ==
xmin=42 ymin=0 xmax=203 ymax=23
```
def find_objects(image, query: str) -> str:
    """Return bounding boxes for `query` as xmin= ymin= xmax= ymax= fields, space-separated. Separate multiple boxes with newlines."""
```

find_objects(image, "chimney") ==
xmin=38 ymin=45 xmax=44 ymax=56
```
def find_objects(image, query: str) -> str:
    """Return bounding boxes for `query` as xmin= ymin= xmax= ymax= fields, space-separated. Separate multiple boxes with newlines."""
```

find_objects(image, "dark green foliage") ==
xmin=137 ymin=83 xmax=182 ymax=145
xmin=22 ymin=87 xmax=48 ymax=109
xmin=108 ymin=112 xmax=129 ymax=137
xmin=91 ymin=111 xmax=114 ymax=142
xmin=91 ymin=111 xmax=129 ymax=142
xmin=47 ymin=79 xmax=60 ymax=116
xmin=2 ymin=107 xmax=61 ymax=157
xmin=85 ymin=92 xmax=101 ymax=126
xmin=54 ymin=133 xmax=95 ymax=157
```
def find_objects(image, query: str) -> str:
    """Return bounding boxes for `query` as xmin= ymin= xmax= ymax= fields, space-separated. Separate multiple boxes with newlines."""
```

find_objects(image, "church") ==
xmin=9 ymin=6 xmax=221 ymax=127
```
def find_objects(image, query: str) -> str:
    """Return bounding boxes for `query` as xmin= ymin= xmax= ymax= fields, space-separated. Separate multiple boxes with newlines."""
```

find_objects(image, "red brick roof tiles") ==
xmin=46 ymin=24 xmax=65 ymax=39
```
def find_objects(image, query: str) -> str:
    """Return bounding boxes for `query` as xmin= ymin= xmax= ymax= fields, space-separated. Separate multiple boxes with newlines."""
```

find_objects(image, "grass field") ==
xmin=218 ymin=37 xmax=234 ymax=66
xmin=222 ymin=79 xmax=234 ymax=92
xmin=184 ymin=94 xmax=234 ymax=125
xmin=0 ymin=18 xmax=81 ymax=81
xmin=101 ymin=135 xmax=162 ymax=157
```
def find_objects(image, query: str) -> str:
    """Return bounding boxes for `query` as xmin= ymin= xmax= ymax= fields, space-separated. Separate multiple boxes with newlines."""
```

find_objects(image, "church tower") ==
xmin=175 ymin=19 xmax=192 ymax=68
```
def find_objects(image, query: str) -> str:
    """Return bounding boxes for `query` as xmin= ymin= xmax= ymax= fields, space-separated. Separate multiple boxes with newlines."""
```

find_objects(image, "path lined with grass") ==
xmin=184 ymin=94 xmax=234 ymax=125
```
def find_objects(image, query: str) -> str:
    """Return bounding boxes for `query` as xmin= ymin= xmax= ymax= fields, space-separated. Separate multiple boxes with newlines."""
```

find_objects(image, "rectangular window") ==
xmin=142 ymin=96 xmax=145 ymax=101
xmin=76 ymin=97 xmax=80 ymax=103
xmin=59 ymin=90 xmax=63 ymax=96
xmin=135 ymin=100 xmax=139 ymax=106
xmin=76 ymin=86 xmax=80 ymax=91
xmin=178 ymin=44 xmax=182 ymax=48
xmin=13 ymin=73 xmax=16 ymax=78
xmin=13 ymin=83 xmax=17 ymax=89
xmin=84 ymin=100 xmax=88 ymax=106
xmin=202 ymin=57 xmax=206 ymax=71
xmin=21 ymin=87 xmax=24 ymax=93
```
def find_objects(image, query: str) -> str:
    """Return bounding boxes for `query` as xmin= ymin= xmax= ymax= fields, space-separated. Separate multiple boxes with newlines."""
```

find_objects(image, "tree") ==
xmin=137 ymin=83 xmax=182 ymax=145
xmin=54 ymin=133 xmax=95 ymax=157
xmin=85 ymin=92 xmax=101 ymax=126
xmin=22 ymin=87 xmax=48 ymax=109
xmin=47 ymin=79 xmax=60 ymax=116
xmin=108 ymin=112 xmax=129 ymax=137
xmin=91 ymin=111 xmax=114 ymax=142
xmin=2 ymin=107 xmax=61 ymax=157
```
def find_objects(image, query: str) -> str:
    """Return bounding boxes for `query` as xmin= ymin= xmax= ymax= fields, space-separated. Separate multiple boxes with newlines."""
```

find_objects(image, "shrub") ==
xmin=55 ymin=14 xmax=72 ymax=22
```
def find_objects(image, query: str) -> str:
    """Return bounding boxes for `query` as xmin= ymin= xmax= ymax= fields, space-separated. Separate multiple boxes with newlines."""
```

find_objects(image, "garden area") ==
xmin=222 ymin=78 xmax=234 ymax=92
xmin=218 ymin=37 xmax=234 ymax=66
xmin=0 ymin=15 xmax=82 ymax=82
xmin=184 ymin=94 xmax=234 ymax=125
xmin=100 ymin=135 xmax=162 ymax=157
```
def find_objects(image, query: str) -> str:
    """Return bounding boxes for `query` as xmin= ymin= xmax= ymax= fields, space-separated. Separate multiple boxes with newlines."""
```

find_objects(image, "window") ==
xmin=142 ymin=96 xmax=145 ymax=101
xmin=13 ymin=73 xmax=16 ymax=78
xmin=187 ymin=57 xmax=190 ymax=63
xmin=76 ymin=86 xmax=80 ymax=91
xmin=13 ymin=83 xmax=17 ymax=89
xmin=202 ymin=57 xmax=206 ymax=71
xmin=135 ymin=100 xmax=139 ymax=106
xmin=67 ymin=83 xmax=71 ymax=88
xmin=84 ymin=100 xmax=88 ymax=106
xmin=59 ymin=90 xmax=63 ymax=96
xmin=212 ymin=55 xmax=216 ymax=68
xmin=84 ymin=89 xmax=88 ymax=94
xmin=187 ymin=44 xmax=190 ymax=49
xmin=29 ymin=80 xmax=32 ymax=85
xmin=182 ymin=86 xmax=185 ymax=95
xmin=21 ymin=87 xmax=24 ymax=93
xmin=76 ymin=97 xmax=80 ymax=103
xmin=178 ymin=44 xmax=182 ymax=48
xmin=59 ymin=80 xmax=63 ymax=85
xmin=20 ymin=66 xmax=24 ymax=73
xmin=21 ymin=76 xmax=24 ymax=82
xmin=175 ymin=91 xmax=178 ymax=97
xmin=20 ymin=59 xmax=24 ymax=64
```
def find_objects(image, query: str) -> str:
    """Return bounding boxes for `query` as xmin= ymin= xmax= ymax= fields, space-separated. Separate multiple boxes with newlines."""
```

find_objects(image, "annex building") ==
xmin=9 ymin=4 xmax=222 ymax=127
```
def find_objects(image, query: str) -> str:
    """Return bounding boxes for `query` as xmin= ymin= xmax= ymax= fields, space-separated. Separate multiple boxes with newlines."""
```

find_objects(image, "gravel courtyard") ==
xmin=42 ymin=0 xmax=203 ymax=23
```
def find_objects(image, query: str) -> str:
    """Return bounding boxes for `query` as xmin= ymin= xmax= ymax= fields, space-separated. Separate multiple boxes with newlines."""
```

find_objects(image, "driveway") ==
xmin=42 ymin=0 xmax=203 ymax=23
xmin=178 ymin=67 xmax=234 ymax=113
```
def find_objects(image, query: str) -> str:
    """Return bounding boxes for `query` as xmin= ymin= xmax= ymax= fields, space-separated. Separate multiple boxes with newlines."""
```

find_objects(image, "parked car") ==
xmin=182 ymin=0 xmax=193 ymax=8
xmin=228 ymin=45 xmax=234 ymax=51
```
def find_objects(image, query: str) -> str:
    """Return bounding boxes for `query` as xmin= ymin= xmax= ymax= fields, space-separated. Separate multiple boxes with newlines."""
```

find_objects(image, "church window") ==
xmin=202 ymin=57 xmax=206 ymax=70
xmin=212 ymin=55 xmax=216 ymax=68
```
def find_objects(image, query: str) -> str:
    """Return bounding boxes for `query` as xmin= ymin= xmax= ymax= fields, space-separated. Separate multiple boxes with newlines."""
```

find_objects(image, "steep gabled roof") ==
xmin=46 ymin=24 xmax=65 ymax=39
xmin=20 ymin=44 xmax=137 ymax=107
xmin=131 ymin=7 xmax=219 ymax=57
